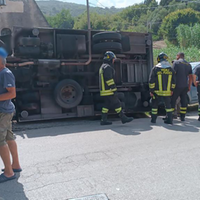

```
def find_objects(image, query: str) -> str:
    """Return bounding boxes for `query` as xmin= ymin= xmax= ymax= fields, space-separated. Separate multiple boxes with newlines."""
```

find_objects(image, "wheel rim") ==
xmin=59 ymin=85 xmax=77 ymax=104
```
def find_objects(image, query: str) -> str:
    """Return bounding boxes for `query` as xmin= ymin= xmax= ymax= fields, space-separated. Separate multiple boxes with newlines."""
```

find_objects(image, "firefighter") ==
xmin=99 ymin=51 xmax=133 ymax=125
xmin=171 ymin=52 xmax=193 ymax=121
xmin=193 ymin=64 xmax=200 ymax=121
xmin=149 ymin=52 xmax=176 ymax=124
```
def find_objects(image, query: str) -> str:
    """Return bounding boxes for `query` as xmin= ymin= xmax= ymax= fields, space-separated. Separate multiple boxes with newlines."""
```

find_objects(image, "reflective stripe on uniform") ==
xmin=152 ymin=108 xmax=158 ymax=115
xmin=171 ymin=84 xmax=176 ymax=89
xmin=180 ymin=107 xmax=187 ymax=114
xmin=180 ymin=107 xmax=187 ymax=110
xmin=100 ymin=68 xmax=105 ymax=91
xmin=106 ymin=79 xmax=115 ymax=86
xmin=102 ymin=107 xmax=109 ymax=113
xmin=149 ymin=83 xmax=155 ymax=89
xmin=180 ymin=111 xmax=186 ymax=114
xmin=166 ymin=108 xmax=173 ymax=113
xmin=158 ymin=74 xmax=162 ymax=92
xmin=167 ymin=75 xmax=172 ymax=92
xmin=100 ymin=90 xmax=114 ymax=96
xmin=100 ymin=68 xmax=115 ymax=96
xmin=111 ymin=88 xmax=117 ymax=92
xmin=154 ymin=90 xmax=171 ymax=96
xmin=115 ymin=107 xmax=122 ymax=113
xmin=152 ymin=112 xmax=157 ymax=115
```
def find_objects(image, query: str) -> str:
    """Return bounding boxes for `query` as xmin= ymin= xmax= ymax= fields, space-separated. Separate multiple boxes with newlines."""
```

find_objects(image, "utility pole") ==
xmin=86 ymin=0 xmax=92 ymax=62
xmin=86 ymin=0 xmax=91 ymax=31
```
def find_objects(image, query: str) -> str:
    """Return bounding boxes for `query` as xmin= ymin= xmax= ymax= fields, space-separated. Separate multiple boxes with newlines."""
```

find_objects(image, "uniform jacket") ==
xmin=99 ymin=63 xmax=117 ymax=96
xmin=149 ymin=61 xmax=176 ymax=96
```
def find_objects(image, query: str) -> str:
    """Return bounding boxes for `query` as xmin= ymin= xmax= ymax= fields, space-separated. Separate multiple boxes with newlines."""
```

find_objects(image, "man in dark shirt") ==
xmin=171 ymin=52 xmax=193 ymax=121
xmin=0 ymin=48 xmax=21 ymax=183
xmin=193 ymin=64 xmax=200 ymax=121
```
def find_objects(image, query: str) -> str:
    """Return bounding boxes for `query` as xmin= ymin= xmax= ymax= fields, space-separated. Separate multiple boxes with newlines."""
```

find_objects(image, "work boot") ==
xmin=100 ymin=113 xmax=112 ymax=125
xmin=162 ymin=115 xmax=167 ymax=120
xmin=119 ymin=111 xmax=133 ymax=124
xmin=164 ymin=112 xmax=173 ymax=124
xmin=180 ymin=114 xmax=185 ymax=122
xmin=151 ymin=115 xmax=157 ymax=124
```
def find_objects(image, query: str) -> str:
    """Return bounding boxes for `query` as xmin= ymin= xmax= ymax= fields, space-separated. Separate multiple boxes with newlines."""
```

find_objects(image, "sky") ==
xmin=57 ymin=0 xmax=142 ymax=8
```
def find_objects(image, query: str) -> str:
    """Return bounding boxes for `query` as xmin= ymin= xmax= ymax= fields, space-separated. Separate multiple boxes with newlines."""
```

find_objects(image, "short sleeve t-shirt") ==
xmin=0 ymin=68 xmax=15 ymax=113
xmin=194 ymin=64 xmax=200 ymax=81
xmin=172 ymin=59 xmax=192 ymax=88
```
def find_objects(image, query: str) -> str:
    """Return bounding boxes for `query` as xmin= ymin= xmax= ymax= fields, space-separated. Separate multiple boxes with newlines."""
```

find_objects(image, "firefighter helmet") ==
xmin=157 ymin=52 xmax=168 ymax=63
xmin=103 ymin=51 xmax=116 ymax=63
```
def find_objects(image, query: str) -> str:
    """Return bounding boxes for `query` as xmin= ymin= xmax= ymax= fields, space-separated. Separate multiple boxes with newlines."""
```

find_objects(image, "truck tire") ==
xmin=121 ymin=36 xmax=131 ymax=52
xmin=117 ymin=92 xmax=125 ymax=102
xmin=93 ymin=32 xmax=121 ymax=43
xmin=54 ymin=79 xmax=83 ymax=109
xmin=93 ymin=42 xmax=122 ymax=54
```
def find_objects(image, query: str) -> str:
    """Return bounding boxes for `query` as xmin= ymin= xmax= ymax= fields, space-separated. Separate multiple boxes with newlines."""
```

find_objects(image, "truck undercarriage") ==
xmin=1 ymin=27 xmax=153 ymax=122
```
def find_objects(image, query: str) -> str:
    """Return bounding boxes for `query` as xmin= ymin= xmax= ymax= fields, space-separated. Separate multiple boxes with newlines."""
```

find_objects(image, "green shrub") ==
xmin=153 ymin=45 xmax=200 ymax=65
xmin=159 ymin=8 xmax=200 ymax=43
xmin=177 ymin=23 xmax=200 ymax=49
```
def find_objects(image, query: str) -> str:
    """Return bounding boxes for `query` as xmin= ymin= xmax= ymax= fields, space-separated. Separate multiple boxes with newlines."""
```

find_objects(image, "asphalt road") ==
xmin=0 ymin=112 xmax=200 ymax=200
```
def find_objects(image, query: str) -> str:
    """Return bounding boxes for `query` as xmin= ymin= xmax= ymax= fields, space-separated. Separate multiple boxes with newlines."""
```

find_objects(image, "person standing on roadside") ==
xmin=0 ymin=47 xmax=22 ymax=183
xmin=149 ymin=52 xmax=176 ymax=124
xmin=172 ymin=60 xmax=180 ymax=119
xmin=193 ymin=64 xmax=200 ymax=121
xmin=171 ymin=52 xmax=193 ymax=121
xmin=99 ymin=51 xmax=133 ymax=125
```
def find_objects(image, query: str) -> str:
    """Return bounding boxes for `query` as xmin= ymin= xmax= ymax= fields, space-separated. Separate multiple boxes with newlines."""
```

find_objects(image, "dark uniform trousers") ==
xmin=151 ymin=95 xmax=172 ymax=118
xmin=102 ymin=95 xmax=122 ymax=114
xmin=171 ymin=87 xmax=188 ymax=117
xmin=197 ymin=85 xmax=200 ymax=116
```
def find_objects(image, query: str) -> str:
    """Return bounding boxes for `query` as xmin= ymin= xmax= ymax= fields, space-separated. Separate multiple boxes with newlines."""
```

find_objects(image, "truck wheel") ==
xmin=93 ymin=42 xmax=122 ymax=54
xmin=121 ymin=36 xmax=131 ymax=52
xmin=93 ymin=32 xmax=121 ymax=43
xmin=54 ymin=79 xmax=83 ymax=109
xmin=117 ymin=92 xmax=125 ymax=102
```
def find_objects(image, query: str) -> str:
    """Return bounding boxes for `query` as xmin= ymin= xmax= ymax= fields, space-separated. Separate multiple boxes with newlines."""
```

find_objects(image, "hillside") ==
xmin=36 ymin=0 xmax=123 ymax=17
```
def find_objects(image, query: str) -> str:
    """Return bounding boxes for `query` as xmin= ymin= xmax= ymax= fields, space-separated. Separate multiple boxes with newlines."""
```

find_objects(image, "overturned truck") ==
xmin=1 ymin=27 xmax=153 ymax=122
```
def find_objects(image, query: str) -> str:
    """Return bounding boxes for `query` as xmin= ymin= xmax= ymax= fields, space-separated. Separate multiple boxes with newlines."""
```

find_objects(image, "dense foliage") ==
xmin=37 ymin=0 xmax=122 ymax=17
xmin=159 ymin=8 xmax=200 ymax=43
xmin=43 ymin=0 xmax=200 ymax=45
xmin=154 ymin=45 xmax=200 ymax=65
xmin=176 ymin=23 xmax=200 ymax=48
xmin=45 ymin=9 xmax=74 ymax=29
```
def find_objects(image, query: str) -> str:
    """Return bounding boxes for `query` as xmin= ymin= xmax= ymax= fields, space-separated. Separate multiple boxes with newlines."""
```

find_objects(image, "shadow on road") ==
xmin=13 ymin=112 xmax=200 ymax=138
xmin=0 ymin=174 xmax=28 ymax=200
xmin=14 ymin=116 xmax=153 ymax=139
xmin=163 ymin=112 xmax=200 ymax=133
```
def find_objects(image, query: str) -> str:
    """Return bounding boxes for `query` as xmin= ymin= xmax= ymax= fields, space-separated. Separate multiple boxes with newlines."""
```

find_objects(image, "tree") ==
xmin=120 ymin=4 xmax=148 ymax=22
xmin=46 ymin=9 xmax=74 ymax=29
xmin=144 ymin=0 xmax=154 ymax=6
xmin=160 ymin=0 xmax=180 ymax=6
xmin=159 ymin=8 xmax=200 ymax=43
xmin=74 ymin=12 xmax=111 ymax=30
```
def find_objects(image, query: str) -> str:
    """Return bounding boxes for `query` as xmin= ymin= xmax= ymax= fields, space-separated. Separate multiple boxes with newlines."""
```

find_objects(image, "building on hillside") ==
xmin=0 ymin=0 xmax=49 ymax=36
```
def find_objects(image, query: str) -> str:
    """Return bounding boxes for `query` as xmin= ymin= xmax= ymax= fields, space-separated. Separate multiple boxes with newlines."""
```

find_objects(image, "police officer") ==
xmin=171 ymin=52 xmax=193 ymax=121
xmin=149 ymin=52 xmax=176 ymax=124
xmin=99 ymin=51 xmax=133 ymax=125
xmin=193 ymin=64 xmax=200 ymax=121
